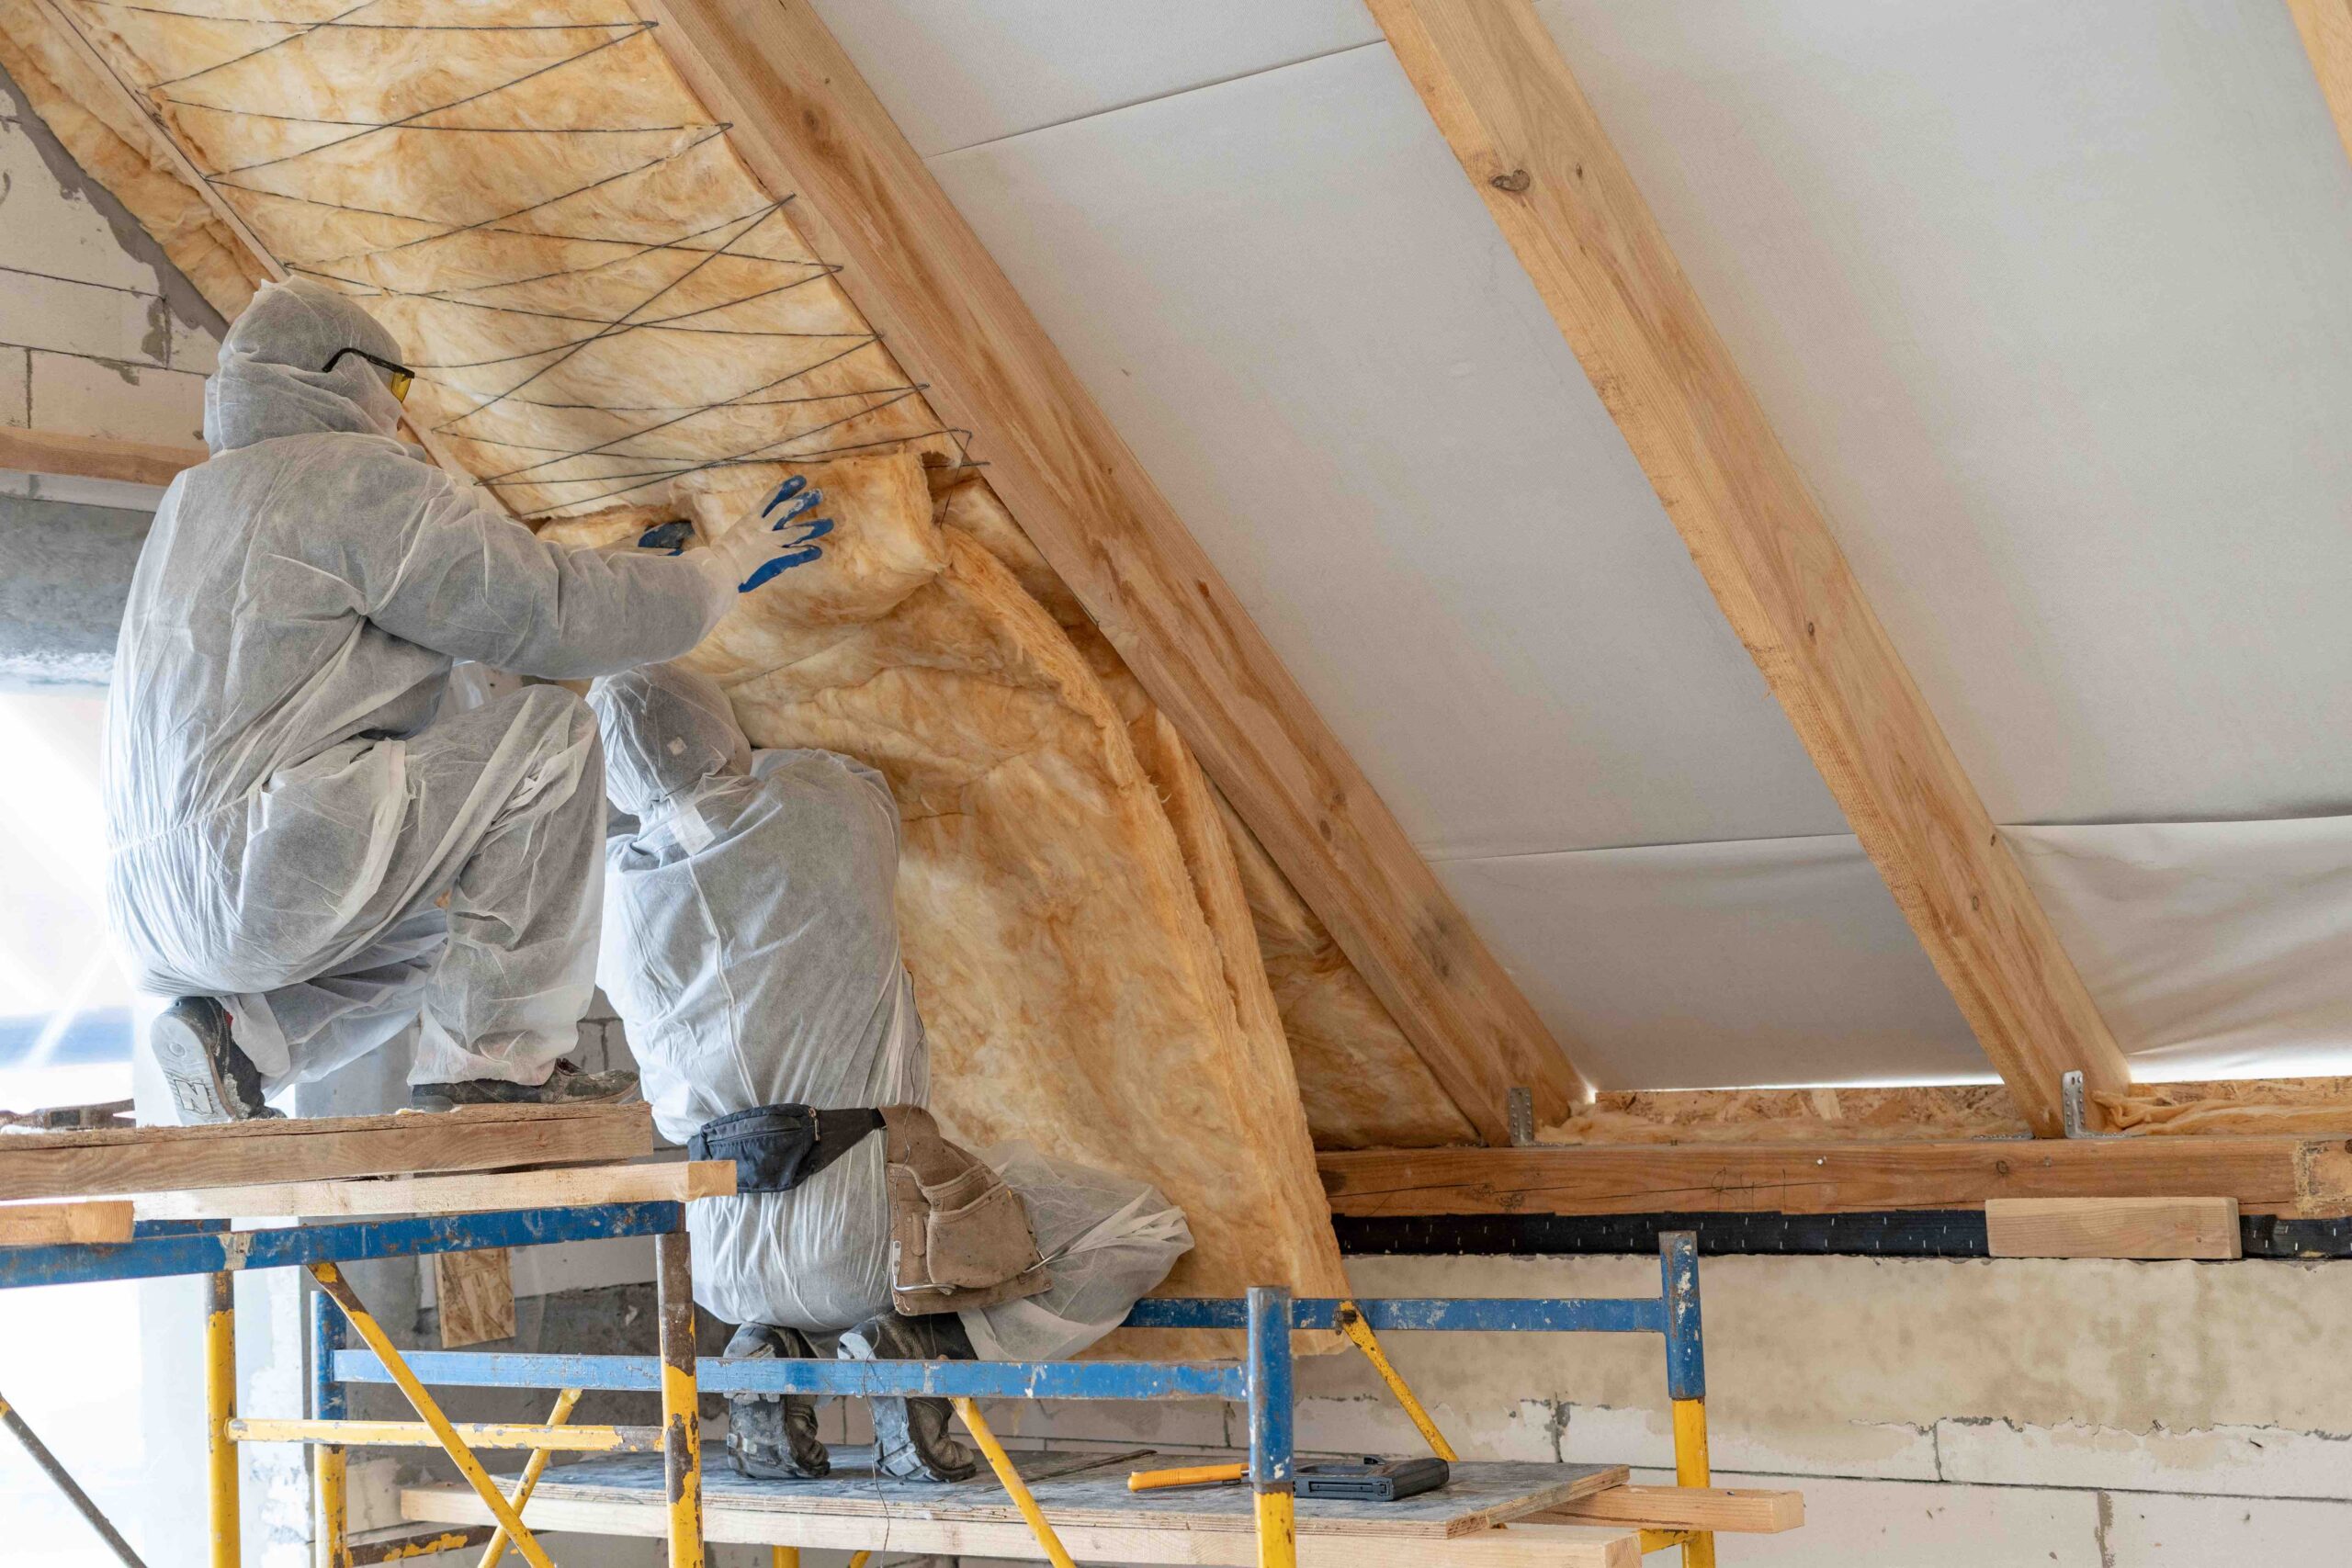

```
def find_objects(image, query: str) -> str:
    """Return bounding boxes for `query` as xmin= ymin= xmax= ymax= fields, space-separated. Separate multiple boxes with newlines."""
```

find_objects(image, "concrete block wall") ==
xmin=0 ymin=60 xmax=221 ymax=513
xmin=975 ymin=1250 xmax=2352 ymax=1565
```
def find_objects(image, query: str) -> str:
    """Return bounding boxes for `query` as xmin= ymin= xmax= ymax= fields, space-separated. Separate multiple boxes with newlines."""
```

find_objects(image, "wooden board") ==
xmin=0 ymin=1199 xmax=135 ymax=1247
xmin=134 ymin=1159 xmax=734 ymax=1221
xmin=1537 ymin=1484 xmax=1803 ymax=1534
xmin=401 ymin=1487 xmax=1637 ymax=1567
xmin=424 ymin=1445 xmax=1621 ymax=1541
xmin=641 ymin=0 xmax=1587 ymax=1141
xmin=0 ymin=426 xmax=205 ymax=487
xmin=1319 ymin=1137 xmax=2352 ymax=1218
xmin=405 ymin=1447 xmax=1636 ymax=1564
xmin=0 ymin=1103 xmax=652 ymax=1201
xmin=2289 ymin=0 xmax=2352 ymax=169
xmin=433 ymin=1247 xmax=516 ymax=1348
xmin=1361 ymin=0 xmax=2130 ymax=1135
xmin=1984 ymin=1197 xmax=2241 ymax=1260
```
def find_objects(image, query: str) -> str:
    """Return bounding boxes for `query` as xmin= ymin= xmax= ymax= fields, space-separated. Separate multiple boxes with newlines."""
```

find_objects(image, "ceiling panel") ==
xmin=1438 ymin=835 xmax=1983 ymax=1089
xmin=1542 ymin=0 xmax=2352 ymax=827
xmin=807 ymin=0 xmax=1383 ymax=156
xmin=930 ymin=46 xmax=1847 ymax=862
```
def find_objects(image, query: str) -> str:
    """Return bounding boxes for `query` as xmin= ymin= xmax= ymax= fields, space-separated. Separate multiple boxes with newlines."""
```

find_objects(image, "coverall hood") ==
xmin=588 ymin=661 xmax=753 ymax=821
xmin=205 ymin=278 xmax=408 ymax=452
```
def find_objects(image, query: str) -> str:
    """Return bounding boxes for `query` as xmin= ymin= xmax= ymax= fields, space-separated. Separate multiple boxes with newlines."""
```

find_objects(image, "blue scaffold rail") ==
xmin=1120 ymin=1294 xmax=1669 ymax=1334
xmin=0 ymin=1202 xmax=684 ymax=1291
xmin=332 ymin=1348 xmax=1248 ymax=1402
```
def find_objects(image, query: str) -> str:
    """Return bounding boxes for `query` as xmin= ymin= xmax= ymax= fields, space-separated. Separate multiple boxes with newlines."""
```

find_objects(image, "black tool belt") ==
xmin=687 ymin=1103 xmax=886 ymax=1195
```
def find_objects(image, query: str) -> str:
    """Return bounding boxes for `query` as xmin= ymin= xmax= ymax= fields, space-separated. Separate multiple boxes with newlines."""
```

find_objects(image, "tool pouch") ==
xmin=878 ymin=1104 xmax=1050 ymax=1316
xmin=688 ymin=1103 xmax=885 ymax=1193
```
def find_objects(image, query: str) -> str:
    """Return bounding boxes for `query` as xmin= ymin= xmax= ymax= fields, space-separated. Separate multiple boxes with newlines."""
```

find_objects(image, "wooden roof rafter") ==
xmin=635 ymin=0 xmax=1589 ymax=1141
xmin=2288 ymin=0 xmax=2352 ymax=166
xmin=1362 ymin=0 xmax=2134 ymax=1135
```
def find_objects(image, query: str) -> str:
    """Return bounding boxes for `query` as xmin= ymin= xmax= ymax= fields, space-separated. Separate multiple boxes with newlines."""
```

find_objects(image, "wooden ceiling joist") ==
xmin=639 ymin=0 xmax=1589 ymax=1139
xmin=1364 ymin=0 xmax=2132 ymax=1135
xmin=1320 ymin=1135 xmax=2352 ymax=1220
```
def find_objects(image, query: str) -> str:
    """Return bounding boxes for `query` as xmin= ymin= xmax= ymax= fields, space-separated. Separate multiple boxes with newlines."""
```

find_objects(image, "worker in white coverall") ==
xmin=588 ymin=662 xmax=1192 ymax=1483
xmin=103 ymin=278 xmax=833 ymax=1123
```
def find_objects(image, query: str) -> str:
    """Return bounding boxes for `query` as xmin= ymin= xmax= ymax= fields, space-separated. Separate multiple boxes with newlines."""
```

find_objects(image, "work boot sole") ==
xmin=150 ymin=1003 xmax=271 ymax=1124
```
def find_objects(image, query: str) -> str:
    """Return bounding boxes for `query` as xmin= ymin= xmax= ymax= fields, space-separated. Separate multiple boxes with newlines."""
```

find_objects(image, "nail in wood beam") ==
xmin=1363 ymin=0 xmax=2132 ymax=1134
xmin=637 ymin=0 xmax=1589 ymax=1138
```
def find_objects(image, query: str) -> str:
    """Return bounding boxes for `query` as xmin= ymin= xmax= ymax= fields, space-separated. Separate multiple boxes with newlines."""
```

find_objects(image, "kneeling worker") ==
xmin=588 ymin=663 xmax=1190 ymax=1483
xmin=104 ymin=279 xmax=827 ymax=1121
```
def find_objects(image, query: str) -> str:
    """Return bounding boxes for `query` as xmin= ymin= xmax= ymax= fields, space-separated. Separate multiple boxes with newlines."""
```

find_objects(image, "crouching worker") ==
xmin=104 ymin=279 xmax=829 ymax=1122
xmin=588 ymin=664 xmax=1192 ymax=1483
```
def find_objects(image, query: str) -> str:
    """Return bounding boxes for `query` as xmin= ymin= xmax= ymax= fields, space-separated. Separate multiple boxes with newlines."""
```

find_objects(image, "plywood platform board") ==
xmin=405 ymin=1446 xmax=1635 ymax=1565
xmin=0 ymin=1103 xmax=653 ymax=1201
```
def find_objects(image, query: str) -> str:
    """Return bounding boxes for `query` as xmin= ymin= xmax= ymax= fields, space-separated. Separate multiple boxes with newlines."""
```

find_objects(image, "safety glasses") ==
xmin=318 ymin=346 xmax=414 ymax=404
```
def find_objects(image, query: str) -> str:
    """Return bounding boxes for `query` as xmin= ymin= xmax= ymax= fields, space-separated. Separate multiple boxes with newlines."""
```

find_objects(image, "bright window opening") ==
xmin=0 ymin=690 xmax=149 ymax=1564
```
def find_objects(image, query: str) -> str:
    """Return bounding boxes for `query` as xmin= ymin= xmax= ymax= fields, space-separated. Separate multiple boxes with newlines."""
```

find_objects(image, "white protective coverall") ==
xmin=104 ymin=279 xmax=741 ymax=1089
xmin=591 ymin=663 xmax=1192 ymax=1358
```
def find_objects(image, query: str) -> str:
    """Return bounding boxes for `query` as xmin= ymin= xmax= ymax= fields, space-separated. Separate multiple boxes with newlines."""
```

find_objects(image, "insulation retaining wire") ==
xmin=52 ymin=0 xmax=978 ymax=515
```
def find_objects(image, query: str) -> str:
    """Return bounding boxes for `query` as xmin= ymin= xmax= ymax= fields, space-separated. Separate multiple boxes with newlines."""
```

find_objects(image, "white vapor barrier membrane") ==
xmin=808 ymin=0 xmax=1381 ymax=158
xmin=929 ymin=43 xmax=1847 ymax=863
xmin=1434 ymin=836 xmax=1982 ymax=1089
xmin=2007 ymin=816 xmax=2352 ymax=1078
xmin=1542 ymin=0 xmax=2352 ymax=828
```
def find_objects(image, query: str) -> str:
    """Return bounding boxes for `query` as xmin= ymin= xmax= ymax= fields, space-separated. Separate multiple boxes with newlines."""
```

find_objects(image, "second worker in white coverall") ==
xmin=588 ymin=662 xmax=1192 ymax=1483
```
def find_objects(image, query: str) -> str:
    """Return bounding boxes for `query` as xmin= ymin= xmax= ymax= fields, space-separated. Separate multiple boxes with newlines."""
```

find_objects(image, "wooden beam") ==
xmin=0 ymin=1103 xmax=652 ymax=1201
xmin=0 ymin=1199 xmax=135 ymax=1247
xmin=135 ymin=1157 xmax=735 ymax=1220
xmin=635 ymin=0 xmax=1587 ymax=1141
xmin=2289 ymin=0 xmax=2352 ymax=167
xmin=402 ymin=1487 xmax=1641 ymax=1566
xmin=1361 ymin=0 xmax=2130 ymax=1135
xmin=1538 ymin=1485 xmax=1803 ymax=1535
xmin=1318 ymin=1137 xmax=2352 ymax=1219
xmin=0 ymin=425 xmax=204 ymax=488
xmin=1984 ymin=1197 xmax=2241 ymax=1260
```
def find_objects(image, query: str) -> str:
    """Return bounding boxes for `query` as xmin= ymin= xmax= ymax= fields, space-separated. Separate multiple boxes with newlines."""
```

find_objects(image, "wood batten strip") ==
xmin=0 ymin=425 xmax=205 ymax=488
xmin=1361 ymin=0 xmax=2131 ymax=1134
xmin=637 ymin=0 xmax=1589 ymax=1141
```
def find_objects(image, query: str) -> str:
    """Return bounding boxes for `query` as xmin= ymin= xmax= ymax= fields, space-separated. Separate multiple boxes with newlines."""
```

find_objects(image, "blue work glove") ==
xmin=636 ymin=520 xmax=694 ymax=554
xmin=700 ymin=474 xmax=836 ymax=593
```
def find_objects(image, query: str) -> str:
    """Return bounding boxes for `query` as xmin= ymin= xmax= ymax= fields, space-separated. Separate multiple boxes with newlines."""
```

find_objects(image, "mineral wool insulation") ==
xmin=3 ymin=0 xmax=1545 ymax=1314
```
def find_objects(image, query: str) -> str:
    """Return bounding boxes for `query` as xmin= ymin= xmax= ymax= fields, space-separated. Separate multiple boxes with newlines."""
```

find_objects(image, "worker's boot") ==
xmin=723 ymin=1323 xmax=830 ymax=1480
xmin=840 ymin=1311 xmax=980 ymax=1483
xmin=409 ymin=1059 xmax=639 ymax=1112
xmin=149 ymin=997 xmax=277 ymax=1124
